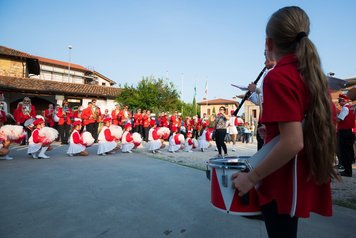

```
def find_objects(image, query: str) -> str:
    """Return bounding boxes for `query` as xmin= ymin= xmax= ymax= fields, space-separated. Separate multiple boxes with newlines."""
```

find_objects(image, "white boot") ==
xmin=4 ymin=154 xmax=13 ymax=160
xmin=0 ymin=155 xmax=13 ymax=160
xmin=38 ymin=147 xmax=50 ymax=159
xmin=31 ymin=152 xmax=39 ymax=159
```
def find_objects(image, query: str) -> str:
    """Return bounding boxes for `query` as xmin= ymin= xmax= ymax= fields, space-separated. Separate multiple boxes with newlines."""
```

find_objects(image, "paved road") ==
xmin=0 ymin=144 xmax=355 ymax=238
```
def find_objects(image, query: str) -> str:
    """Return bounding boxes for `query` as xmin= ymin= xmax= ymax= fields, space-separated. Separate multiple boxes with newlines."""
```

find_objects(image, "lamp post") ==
xmin=68 ymin=45 xmax=72 ymax=83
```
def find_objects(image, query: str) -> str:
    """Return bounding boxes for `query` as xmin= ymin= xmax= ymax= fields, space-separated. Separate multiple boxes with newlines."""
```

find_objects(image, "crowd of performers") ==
xmin=1 ymin=96 xmax=249 ymax=160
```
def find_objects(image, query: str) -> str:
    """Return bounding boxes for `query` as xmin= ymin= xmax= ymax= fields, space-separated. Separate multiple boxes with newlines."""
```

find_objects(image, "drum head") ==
xmin=24 ymin=118 xmax=35 ymax=127
xmin=208 ymin=156 xmax=251 ymax=170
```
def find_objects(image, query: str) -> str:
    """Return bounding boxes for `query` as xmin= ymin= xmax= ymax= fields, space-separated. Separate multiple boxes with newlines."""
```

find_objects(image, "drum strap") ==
xmin=290 ymin=154 xmax=298 ymax=217
xmin=248 ymin=135 xmax=281 ymax=169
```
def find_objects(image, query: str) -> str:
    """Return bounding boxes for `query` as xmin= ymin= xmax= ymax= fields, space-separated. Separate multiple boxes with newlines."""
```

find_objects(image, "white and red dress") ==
xmin=198 ymin=129 xmax=211 ymax=151
xmin=27 ymin=128 xmax=43 ymax=154
xmin=184 ymin=137 xmax=195 ymax=152
xmin=147 ymin=127 xmax=162 ymax=151
xmin=121 ymin=131 xmax=135 ymax=152
xmin=168 ymin=133 xmax=182 ymax=152
xmin=97 ymin=126 xmax=117 ymax=154
xmin=67 ymin=129 xmax=86 ymax=155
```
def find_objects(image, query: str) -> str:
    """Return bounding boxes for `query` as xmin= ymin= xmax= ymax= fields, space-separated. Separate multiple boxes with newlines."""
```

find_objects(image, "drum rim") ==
xmin=208 ymin=156 xmax=252 ymax=170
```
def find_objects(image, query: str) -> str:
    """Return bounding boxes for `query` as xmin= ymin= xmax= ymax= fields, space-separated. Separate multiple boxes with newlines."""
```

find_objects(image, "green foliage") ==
xmin=117 ymin=76 xmax=183 ymax=114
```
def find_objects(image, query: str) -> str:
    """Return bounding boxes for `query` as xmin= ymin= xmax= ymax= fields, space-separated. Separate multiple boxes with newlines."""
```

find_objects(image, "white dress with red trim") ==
xmin=198 ymin=130 xmax=210 ymax=150
xmin=67 ymin=130 xmax=86 ymax=155
xmin=183 ymin=137 xmax=194 ymax=152
xmin=147 ymin=128 xmax=162 ymax=151
xmin=97 ymin=126 xmax=117 ymax=154
xmin=168 ymin=133 xmax=181 ymax=152
xmin=121 ymin=131 xmax=135 ymax=152
xmin=27 ymin=128 xmax=42 ymax=154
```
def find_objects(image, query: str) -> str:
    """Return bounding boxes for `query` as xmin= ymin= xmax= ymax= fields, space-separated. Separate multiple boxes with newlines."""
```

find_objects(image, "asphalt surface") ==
xmin=1 ymin=143 xmax=356 ymax=238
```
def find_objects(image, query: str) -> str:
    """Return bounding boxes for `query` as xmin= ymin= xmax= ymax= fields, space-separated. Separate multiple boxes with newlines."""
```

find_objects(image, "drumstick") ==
xmin=233 ymin=67 xmax=267 ymax=116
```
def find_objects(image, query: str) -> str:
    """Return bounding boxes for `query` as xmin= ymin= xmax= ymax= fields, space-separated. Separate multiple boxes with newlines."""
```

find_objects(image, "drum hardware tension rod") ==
xmin=222 ymin=168 xmax=228 ymax=187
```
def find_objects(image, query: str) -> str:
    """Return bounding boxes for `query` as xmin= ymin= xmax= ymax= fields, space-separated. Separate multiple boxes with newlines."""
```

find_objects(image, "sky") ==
xmin=1 ymin=0 xmax=356 ymax=103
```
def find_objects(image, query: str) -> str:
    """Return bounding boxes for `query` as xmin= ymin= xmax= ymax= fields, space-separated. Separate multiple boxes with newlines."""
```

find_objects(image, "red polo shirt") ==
xmin=260 ymin=54 xmax=332 ymax=218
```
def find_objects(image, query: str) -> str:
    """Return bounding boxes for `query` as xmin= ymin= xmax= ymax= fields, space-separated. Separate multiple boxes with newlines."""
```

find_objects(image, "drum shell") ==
xmin=207 ymin=156 xmax=261 ymax=215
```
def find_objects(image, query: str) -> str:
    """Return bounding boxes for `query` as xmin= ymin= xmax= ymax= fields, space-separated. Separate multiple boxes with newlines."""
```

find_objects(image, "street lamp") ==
xmin=68 ymin=45 xmax=72 ymax=83
xmin=327 ymin=72 xmax=335 ymax=77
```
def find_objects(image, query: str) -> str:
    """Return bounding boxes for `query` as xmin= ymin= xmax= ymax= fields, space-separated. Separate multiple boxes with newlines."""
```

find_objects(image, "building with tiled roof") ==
xmin=0 ymin=45 xmax=121 ymax=115
xmin=197 ymin=98 xmax=238 ymax=117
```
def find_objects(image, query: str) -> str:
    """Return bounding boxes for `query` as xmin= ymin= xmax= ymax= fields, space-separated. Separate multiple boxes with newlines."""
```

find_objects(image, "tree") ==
xmin=116 ymin=76 xmax=181 ymax=113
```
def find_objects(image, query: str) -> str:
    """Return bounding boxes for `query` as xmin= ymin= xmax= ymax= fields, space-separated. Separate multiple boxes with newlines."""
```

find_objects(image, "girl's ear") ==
xmin=265 ymin=38 xmax=272 ymax=51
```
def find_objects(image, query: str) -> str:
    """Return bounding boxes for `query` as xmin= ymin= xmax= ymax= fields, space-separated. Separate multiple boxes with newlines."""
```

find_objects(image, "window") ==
xmin=102 ymin=83 xmax=106 ymax=86
xmin=207 ymin=108 xmax=211 ymax=115
xmin=253 ymin=109 xmax=257 ymax=118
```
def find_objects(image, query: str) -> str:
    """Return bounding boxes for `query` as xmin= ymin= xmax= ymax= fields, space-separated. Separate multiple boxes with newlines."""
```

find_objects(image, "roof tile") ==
xmin=0 ymin=76 xmax=121 ymax=99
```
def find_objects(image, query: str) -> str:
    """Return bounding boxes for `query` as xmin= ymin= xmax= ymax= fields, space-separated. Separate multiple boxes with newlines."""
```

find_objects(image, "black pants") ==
xmin=20 ymin=123 xmax=31 ymax=145
xmin=93 ymin=122 xmax=99 ymax=141
xmin=143 ymin=127 xmax=150 ymax=142
xmin=58 ymin=124 xmax=70 ymax=144
xmin=193 ymin=129 xmax=199 ymax=139
xmin=338 ymin=129 xmax=354 ymax=176
xmin=86 ymin=123 xmax=95 ymax=139
xmin=215 ymin=129 xmax=227 ymax=155
xmin=256 ymin=123 xmax=264 ymax=151
xmin=261 ymin=201 xmax=299 ymax=238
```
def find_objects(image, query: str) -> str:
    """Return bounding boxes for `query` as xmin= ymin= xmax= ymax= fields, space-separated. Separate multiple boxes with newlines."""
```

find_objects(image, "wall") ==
xmin=244 ymin=100 xmax=260 ymax=126
xmin=0 ymin=58 xmax=24 ymax=77
xmin=32 ymin=64 xmax=85 ymax=84
xmin=199 ymin=103 xmax=237 ymax=117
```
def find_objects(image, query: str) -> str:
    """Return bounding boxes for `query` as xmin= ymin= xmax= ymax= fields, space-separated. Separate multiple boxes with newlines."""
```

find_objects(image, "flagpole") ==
xmin=205 ymin=80 xmax=208 ymax=115
xmin=181 ymin=73 xmax=184 ymax=115
xmin=194 ymin=80 xmax=197 ymax=115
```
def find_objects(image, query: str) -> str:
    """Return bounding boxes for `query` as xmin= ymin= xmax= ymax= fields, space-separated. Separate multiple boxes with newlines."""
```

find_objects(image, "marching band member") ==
xmin=81 ymin=102 xmax=96 ymax=141
xmin=0 ymin=131 xmax=12 ymax=160
xmin=228 ymin=110 xmax=238 ymax=152
xmin=248 ymin=56 xmax=276 ymax=150
xmin=133 ymin=108 xmax=143 ymax=135
xmin=97 ymin=117 xmax=119 ymax=155
xmin=147 ymin=120 xmax=162 ymax=154
xmin=44 ymin=103 xmax=55 ymax=127
xmin=0 ymin=106 xmax=6 ymax=127
xmin=198 ymin=124 xmax=212 ymax=152
xmin=183 ymin=131 xmax=195 ymax=152
xmin=121 ymin=123 xmax=135 ymax=153
xmin=232 ymin=7 xmax=339 ymax=237
xmin=168 ymin=126 xmax=184 ymax=153
xmin=67 ymin=119 xmax=89 ymax=157
xmin=0 ymin=91 xmax=8 ymax=116
xmin=142 ymin=110 xmax=151 ymax=142
xmin=192 ymin=115 xmax=202 ymax=139
xmin=15 ymin=97 xmax=36 ymax=145
xmin=91 ymin=99 xmax=101 ymax=142
xmin=15 ymin=97 xmax=36 ymax=125
xmin=111 ymin=104 xmax=123 ymax=126
xmin=337 ymin=94 xmax=355 ymax=177
xmin=27 ymin=117 xmax=51 ymax=159
xmin=72 ymin=106 xmax=84 ymax=133
xmin=120 ymin=105 xmax=131 ymax=126
xmin=57 ymin=100 xmax=73 ymax=144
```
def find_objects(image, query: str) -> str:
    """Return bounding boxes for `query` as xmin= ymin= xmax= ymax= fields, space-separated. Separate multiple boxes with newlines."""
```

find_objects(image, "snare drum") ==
xmin=207 ymin=156 xmax=261 ymax=215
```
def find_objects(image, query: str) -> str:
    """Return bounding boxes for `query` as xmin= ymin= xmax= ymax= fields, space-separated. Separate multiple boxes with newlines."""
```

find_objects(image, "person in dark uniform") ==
xmin=337 ymin=94 xmax=355 ymax=177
